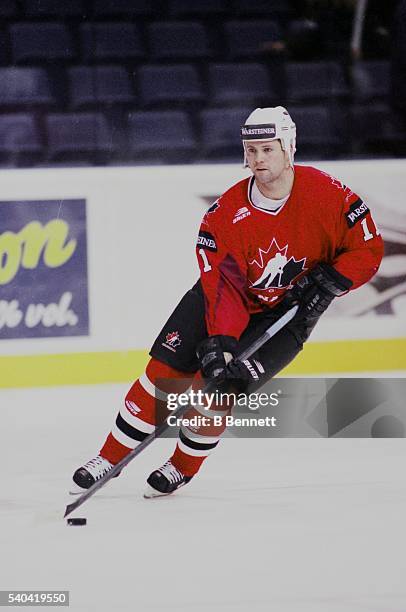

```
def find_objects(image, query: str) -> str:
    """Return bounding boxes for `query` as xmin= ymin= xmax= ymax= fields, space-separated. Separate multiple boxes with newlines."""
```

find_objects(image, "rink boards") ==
xmin=0 ymin=160 xmax=405 ymax=387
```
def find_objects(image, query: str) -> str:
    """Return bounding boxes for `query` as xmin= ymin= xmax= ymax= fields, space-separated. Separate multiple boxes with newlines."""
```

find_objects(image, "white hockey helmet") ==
xmin=241 ymin=106 xmax=296 ymax=168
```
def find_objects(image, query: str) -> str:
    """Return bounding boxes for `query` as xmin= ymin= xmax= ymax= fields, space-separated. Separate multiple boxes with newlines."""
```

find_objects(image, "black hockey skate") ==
xmin=144 ymin=460 xmax=193 ymax=498
xmin=70 ymin=455 xmax=120 ymax=495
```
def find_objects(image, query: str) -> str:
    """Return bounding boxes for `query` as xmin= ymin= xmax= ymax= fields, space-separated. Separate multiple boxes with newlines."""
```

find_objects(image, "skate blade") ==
xmin=143 ymin=484 xmax=173 ymax=499
xmin=69 ymin=483 xmax=88 ymax=496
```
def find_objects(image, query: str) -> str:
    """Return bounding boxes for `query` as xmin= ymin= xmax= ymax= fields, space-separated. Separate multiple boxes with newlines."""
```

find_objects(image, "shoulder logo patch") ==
xmin=346 ymin=198 xmax=370 ymax=228
xmin=197 ymin=231 xmax=217 ymax=252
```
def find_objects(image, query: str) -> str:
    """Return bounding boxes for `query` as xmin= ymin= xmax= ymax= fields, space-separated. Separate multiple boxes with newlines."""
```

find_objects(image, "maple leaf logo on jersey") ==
xmin=202 ymin=200 xmax=220 ymax=227
xmin=165 ymin=331 xmax=181 ymax=348
xmin=249 ymin=238 xmax=307 ymax=290
xmin=206 ymin=200 xmax=220 ymax=215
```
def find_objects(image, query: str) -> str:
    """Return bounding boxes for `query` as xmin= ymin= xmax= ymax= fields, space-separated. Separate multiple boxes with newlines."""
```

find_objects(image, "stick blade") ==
xmin=64 ymin=497 xmax=82 ymax=518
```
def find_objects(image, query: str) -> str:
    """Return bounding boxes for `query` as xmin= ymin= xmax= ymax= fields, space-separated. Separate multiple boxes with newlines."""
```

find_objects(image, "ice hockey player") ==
xmin=70 ymin=106 xmax=384 ymax=498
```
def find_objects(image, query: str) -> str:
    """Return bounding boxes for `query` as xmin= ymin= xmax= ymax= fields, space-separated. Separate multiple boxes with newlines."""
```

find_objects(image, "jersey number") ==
xmin=198 ymin=248 xmax=212 ymax=272
xmin=361 ymin=218 xmax=380 ymax=242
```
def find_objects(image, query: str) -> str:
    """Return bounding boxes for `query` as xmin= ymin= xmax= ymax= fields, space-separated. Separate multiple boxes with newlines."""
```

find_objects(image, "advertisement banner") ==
xmin=0 ymin=199 xmax=89 ymax=339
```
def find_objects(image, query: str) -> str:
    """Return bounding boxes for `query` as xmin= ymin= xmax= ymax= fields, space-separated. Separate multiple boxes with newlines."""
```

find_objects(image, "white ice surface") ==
xmin=1 ymin=383 xmax=406 ymax=612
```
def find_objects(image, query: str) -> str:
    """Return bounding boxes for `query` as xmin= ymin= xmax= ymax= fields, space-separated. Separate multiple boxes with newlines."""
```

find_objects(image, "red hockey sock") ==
xmin=100 ymin=433 xmax=131 ymax=465
xmin=169 ymin=378 xmax=231 ymax=478
xmin=100 ymin=358 xmax=190 ymax=464
xmin=170 ymin=444 xmax=208 ymax=477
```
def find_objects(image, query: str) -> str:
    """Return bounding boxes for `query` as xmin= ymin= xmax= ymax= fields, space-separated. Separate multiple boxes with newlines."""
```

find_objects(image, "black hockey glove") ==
xmin=226 ymin=356 xmax=265 ymax=391
xmin=284 ymin=262 xmax=353 ymax=321
xmin=196 ymin=335 xmax=238 ymax=379
xmin=196 ymin=335 xmax=265 ymax=391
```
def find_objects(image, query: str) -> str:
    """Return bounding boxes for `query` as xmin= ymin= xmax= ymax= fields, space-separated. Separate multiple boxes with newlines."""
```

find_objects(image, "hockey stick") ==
xmin=64 ymin=304 xmax=298 ymax=518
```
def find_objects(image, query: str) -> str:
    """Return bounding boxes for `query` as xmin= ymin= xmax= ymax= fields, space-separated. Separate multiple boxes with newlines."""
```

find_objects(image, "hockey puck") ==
xmin=67 ymin=518 xmax=87 ymax=526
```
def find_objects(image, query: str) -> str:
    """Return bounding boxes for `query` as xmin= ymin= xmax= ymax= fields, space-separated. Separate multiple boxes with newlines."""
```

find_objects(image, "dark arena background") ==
xmin=1 ymin=2 xmax=405 ymax=612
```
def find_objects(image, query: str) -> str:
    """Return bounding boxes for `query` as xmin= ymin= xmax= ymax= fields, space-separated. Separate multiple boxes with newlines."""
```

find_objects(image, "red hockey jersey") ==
xmin=196 ymin=165 xmax=384 ymax=338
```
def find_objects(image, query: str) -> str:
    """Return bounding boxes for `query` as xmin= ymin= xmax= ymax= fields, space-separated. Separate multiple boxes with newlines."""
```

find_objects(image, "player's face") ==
xmin=245 ymin=140 xmax=289 ymax=184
